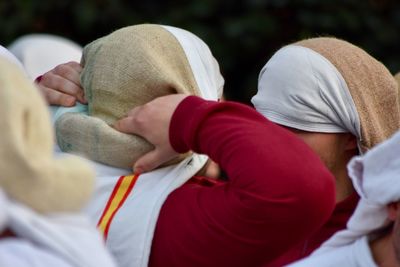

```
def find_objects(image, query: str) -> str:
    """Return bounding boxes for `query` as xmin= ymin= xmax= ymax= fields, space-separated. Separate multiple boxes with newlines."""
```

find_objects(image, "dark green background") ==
xmin=1 ymin=0 xmax=399 ymax=103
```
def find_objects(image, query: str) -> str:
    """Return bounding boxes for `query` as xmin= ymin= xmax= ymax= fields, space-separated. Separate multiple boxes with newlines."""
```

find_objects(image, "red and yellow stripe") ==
xmin=97 ymin=174 xmax=139 ymax=239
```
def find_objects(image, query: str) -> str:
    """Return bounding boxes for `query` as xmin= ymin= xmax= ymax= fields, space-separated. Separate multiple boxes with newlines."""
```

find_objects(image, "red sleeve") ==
xmin=149 ymin=96 xmax=335 ymax=267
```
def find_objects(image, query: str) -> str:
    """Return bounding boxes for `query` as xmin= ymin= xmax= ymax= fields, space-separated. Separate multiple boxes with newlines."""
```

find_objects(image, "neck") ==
xmin=332 ymin=151 xmax=355 ymax=203
xmin=370 ymin=230 xmax=400 ymax=267
xmin=334 ymin=170 xmax=354 ymax=203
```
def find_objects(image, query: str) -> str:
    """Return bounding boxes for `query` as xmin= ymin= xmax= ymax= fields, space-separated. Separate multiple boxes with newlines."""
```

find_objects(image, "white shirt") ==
xmin=83 ymin=154 xmax=208 ymax=267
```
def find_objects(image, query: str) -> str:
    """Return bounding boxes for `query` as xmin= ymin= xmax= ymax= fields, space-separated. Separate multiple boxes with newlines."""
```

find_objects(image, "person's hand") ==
xmin=114 ymin=94 xmax=188 ymax=174
xmin=35 ymin=61 xmax=86 ymax=106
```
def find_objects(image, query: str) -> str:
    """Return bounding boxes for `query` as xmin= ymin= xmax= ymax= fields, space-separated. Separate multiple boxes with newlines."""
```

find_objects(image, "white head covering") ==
xmin=312 ymin=129 xmax=400 ymax=255
xmin=161 ymin=25 xmax=224 ymax=100
xmin=252 ymin=45 xmax=361 ymax=149
xmin=8 ymin=34 xmax=82 ymax=80
xmin=0 ymin=45 xmax=24 ymax=71
xmin=0 ymin=189 xmax=8 ymax=233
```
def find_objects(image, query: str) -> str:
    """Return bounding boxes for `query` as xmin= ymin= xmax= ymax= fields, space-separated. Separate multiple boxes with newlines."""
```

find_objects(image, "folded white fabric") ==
xmin=313 ymin=129 xmax=400 ymax=255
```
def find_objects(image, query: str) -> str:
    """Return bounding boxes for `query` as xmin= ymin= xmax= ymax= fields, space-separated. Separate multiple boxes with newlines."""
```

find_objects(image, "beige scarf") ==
xmin=0 ymin=56 xmax=94 ymax=213
xmin=394 ymin=71 xmax=400 ymax=87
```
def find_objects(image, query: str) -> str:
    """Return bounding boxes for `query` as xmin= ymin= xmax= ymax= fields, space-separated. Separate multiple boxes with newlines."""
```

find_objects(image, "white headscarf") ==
xmin=8 ymin=34 xmax=82 ymax=80
xmin=312 ymin=129 xmax=400 ymax=255
xmin=162 ymin=25 xmax=224 ymax=100
xmin=0 ymin=45 xmax=24 ymax=71
xmin=252 ymin=45 xmax=362 ymax=149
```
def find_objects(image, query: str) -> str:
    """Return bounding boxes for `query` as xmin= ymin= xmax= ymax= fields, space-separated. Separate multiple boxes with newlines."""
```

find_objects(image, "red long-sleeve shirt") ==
xmin=149 ymin=96 xmax=336 ymax=267
xmin=267 ymin=192 xmax=359 ymax=266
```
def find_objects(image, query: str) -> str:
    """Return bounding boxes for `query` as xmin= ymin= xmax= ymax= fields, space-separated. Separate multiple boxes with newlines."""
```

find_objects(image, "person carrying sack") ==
xmin=251 ymin=37 xmax=400 ymax=266
xmin=36 ymin=24 xmax=335 ymax=267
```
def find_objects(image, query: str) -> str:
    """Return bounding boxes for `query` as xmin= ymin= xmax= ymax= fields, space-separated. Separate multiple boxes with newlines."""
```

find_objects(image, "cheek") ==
xmin=295 ymin=136 xmax=337 ymax=169
xmin=296 ymin=135 xmax=325 ymax=155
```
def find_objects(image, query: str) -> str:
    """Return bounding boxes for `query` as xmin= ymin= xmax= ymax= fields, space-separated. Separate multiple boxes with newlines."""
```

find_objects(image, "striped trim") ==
xmin=97 ymin=174 xmax=139 ymax=239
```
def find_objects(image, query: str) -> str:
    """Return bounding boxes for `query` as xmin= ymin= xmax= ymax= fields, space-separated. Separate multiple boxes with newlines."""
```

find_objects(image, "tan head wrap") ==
xmin=394 ymin=71 xmax=400 ymax=87
xmin=0 ymin=56 xmax=94 ymax=213
xmin=55 ymin=24 xmax=223 ymax=169
xmin=297 ymin=38 xmax=400 ymax=152
xmin=253 ymin=37 xmax=400 ymax=153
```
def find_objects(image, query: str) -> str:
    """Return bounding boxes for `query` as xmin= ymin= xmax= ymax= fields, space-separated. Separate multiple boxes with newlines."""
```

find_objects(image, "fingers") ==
xmin=115 ymin=94 xmax=189 ymax=172
xmin=40 ymin=86 xmax=76 ymax=107
xmin=41 ymin=73 xmax=83 ymax=101
xmin=36 ymin=61 xmax=86 ymax=106
xmin=53 ymin=62 xmax=83 ymax=89
xmin=114 ymin=107 xmax=141 ymax=134
xmin=66 ymin=61 xmax=83 ymax=73
xmin=133 ymin=148 xmax=176 ymax=174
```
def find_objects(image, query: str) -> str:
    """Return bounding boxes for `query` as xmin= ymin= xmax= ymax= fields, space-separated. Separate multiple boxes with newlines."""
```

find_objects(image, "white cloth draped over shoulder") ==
xmin=288 ymin=236 xmax=377 ymax=267
xmin=288 ymin=129 xmax=400 ymax=266
xmin=0 ymin=188 xmax=116 ymax=267
xmin=313 ymin=130 xmax=400 ymax=255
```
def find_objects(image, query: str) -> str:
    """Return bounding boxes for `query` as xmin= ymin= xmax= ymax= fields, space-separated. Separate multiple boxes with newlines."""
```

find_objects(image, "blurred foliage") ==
xmin=1 ymin=0 xmax=400 ymax=103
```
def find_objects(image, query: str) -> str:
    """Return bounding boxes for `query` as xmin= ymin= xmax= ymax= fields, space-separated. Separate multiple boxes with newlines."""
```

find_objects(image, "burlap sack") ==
xmin=0 ymin=57 xmax=94 ymax=213
xmin=394 ymin=71 xmax=400 ymax=87
xmin=296 ymin=38 xmax=400 ymax=152
xmin=55 ymin=24 xmax=201 ymax=169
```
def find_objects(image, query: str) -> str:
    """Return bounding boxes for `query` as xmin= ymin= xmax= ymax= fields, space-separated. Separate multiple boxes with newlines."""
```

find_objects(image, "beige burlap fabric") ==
xmin=394 ymin=72 xmax=400 ymax=87
xmin=296 ymin=38 xmax=400 ymax=152
xmin=0 ymin=57 xmax=94 ymax=213
xmin=55 ymin=24 xmax=200 ymax=169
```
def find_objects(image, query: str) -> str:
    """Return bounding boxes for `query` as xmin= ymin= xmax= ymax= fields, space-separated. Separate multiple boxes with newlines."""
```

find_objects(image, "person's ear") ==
xmin=345 ymin=134 xmax=358 ymax=151
xmin=387 ymin=202 xmax=400 ymax=221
